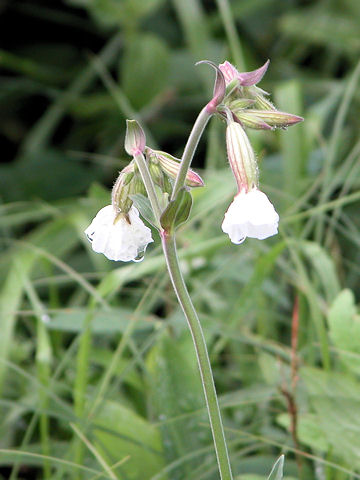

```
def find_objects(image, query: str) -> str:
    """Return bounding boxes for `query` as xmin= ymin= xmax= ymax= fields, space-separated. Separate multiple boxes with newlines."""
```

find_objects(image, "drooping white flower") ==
xmin=222 ymin=189 xmax=279 ymax=244
xmin=85 ymin=205 xmax=153 ymax=262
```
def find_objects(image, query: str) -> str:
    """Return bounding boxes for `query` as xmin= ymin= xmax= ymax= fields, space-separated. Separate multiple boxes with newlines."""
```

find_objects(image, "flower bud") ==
xmin=163 ymin=175 xmax=173 ymax=195
xmin=226 ymin=120 xmax=258 ymax=192
xmin=233 ymin=111 xmax=272 ymax=130
xmin=111 ymin=163 xmax=135 ymax=214
xmin=125 ymin=119 xmax=146 ymax=156
xmin=149 ymin=160 xmax=165 ymax=189
xmin=242 ymin=86 xmax=277 ymax=111
xmin=146 ymin=148 xmax=204 ymax=188
xmin=254 ymin=93 xmax=277 ymax=111
xmin=244 ymin=109 xmax=303 ymax=128
xmin=122 ymin=171 xmax=134 ymax=186
xmin=132 ymin=173 xmax=147 ymax=197
xmin=229 ymin=98 xmax=255 ymax=109
xmin=225 ymin=78 xmax=240 ymax=97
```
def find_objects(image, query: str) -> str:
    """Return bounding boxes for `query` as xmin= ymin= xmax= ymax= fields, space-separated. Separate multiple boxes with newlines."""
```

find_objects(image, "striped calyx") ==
xmin=226 ymin=120 xmax=258 ymax=192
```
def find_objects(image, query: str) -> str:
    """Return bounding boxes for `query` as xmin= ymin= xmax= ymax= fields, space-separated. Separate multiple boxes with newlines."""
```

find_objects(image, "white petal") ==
xmin=222 ymin=189 xmax=279 ymax=244
xmin=84 ymin=205 xmax=153 ymax=262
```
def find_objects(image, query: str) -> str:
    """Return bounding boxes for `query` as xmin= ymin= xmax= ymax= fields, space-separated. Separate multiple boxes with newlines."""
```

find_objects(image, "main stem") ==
xmin=135 ymin=103 xmax=231 ymax=477
xmin=162 ymin=232 xmax=233 ymax=480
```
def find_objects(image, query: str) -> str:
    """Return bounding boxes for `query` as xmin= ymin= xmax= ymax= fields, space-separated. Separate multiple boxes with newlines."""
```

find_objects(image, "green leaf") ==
xmin=47 ymin=308 xmax=154 ymax=333
xmin=327 ymin=289 xmax=360 ymax=374
xmin=91 ymin=348 xmax=142 ymax=390
xmin=121 ymin=33 xmax=170 ymax=108
xmin=0 ymin=218 xmax=79 ymax=394
xmin=267 ymin=455 xmax=284 ymax=480
xmin=277 ymin=413 xmax=329 ymax=451
xmin=302 ymin=367 xmax=360 ymax=468
xmin=93 ymin=400 xmax=165 ymax=478
xmin=160 ymin=188 xmax=192 ymax=232
xmin=146 ymin=332 xmax=208 ymax=478
xmin=130 ymin=193 xmax=157 ymax=227
xmin=258 ymin=352 xmax=281 ymax=386
xmin=300 ymin=241 xmax=340 ymax=302
xmin=228 ymin=241 xmax=286 ymax=324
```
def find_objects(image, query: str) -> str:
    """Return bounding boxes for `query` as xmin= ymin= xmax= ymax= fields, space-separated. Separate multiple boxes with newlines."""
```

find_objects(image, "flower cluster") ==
xmin=219 ymin=60 xmax=303 ymax=130
xmin=84 ymin=121 xmax=203 ymax=262
xmin=84 ymin=59 xmax=302 ymax=262
xmin=217 ymin=60 xmax=302 ymax=244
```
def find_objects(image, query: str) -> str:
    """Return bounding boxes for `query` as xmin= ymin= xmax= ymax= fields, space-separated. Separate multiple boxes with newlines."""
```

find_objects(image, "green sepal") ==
xmin=160 ymin=188 xmax=192 ymax=232
xmin=122 ymin=171 xmax=134 ymax=186
xmin=225 ymin=78 xmax=239 ymax=97
xmin=228 ymin=98 xmax=255 ymax=109
xmin=129 ymin=193 xmax=157 ymax=227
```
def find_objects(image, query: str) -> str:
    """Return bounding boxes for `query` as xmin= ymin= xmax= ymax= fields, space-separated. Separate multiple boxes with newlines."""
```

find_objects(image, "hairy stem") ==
xmin=161 ymin=232 xmax=233 ymax=480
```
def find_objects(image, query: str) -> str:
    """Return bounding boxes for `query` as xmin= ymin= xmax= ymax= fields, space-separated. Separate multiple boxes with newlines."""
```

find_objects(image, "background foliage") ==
xmin=1 ymin=0 xmax=360 ymax=479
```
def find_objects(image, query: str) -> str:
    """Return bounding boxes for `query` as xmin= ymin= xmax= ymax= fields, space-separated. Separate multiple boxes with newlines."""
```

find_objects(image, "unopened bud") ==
xmin=125 ymin=119 xmax=146 ymax=156
xmin=255 ymin=94 xmax=276 ymax=111
xmin=163 ymin=175 xmax=173 ymax=195
xmin=146 ymin=148 xmax=204 ymax=188
xmin=226 ymin=120 xmax=258 ymax=192
xmin=229 ymin=98 xmax=255 ymax=109
xmin=111 ymin=163 xmax=135 ymax=214
xmin=149 ymin=161 xmax=165 ymax=189
xmin=225 ymin=78 xmax=240 ymax=97
xmin=245 ymin=109 xmax=303 ymax=128
xmin=241 ymin=86 xmax=277 ymax=111
xmin=122 ymin=170 xmax=134 ymax=186
xmin=132 ymin=174 xmax=147 ymax=197
xmin=234 ymin=111 xmax=272 ymax=130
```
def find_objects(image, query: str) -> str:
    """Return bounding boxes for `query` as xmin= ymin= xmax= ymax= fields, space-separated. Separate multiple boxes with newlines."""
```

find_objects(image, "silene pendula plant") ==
xmin=85 ymin=59 xmax=303 ymax=480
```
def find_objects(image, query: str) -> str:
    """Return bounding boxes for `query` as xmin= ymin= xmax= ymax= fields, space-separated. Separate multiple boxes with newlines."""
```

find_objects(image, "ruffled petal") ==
xmin=222 ymin=189 xmax=279 ymax=244
xmin=84 ymin=205 xmax=153 ymax=262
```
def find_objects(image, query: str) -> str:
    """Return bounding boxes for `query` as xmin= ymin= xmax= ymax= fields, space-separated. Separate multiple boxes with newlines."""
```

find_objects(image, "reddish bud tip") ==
xmin=245 ymin=110 xmax=304 ymax=128
xmin=125 ymin=120 xmax=146 ymax=156
xmin=186 ymin=169 xmax=204 ymax=187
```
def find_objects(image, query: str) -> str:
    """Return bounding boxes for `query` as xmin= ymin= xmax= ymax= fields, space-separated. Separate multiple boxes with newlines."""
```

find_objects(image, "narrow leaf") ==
xmin=267 ymin=455 xmax=284 ymax=480
xmin=130 ymin=193 xmax=156 ymax=227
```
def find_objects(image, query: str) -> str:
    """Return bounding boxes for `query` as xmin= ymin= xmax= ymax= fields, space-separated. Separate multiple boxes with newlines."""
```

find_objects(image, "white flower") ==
xmin=222 ymin=189 xmax=279 ymax=244
xmin=85 ymin=205 xmax=153 ymax=262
